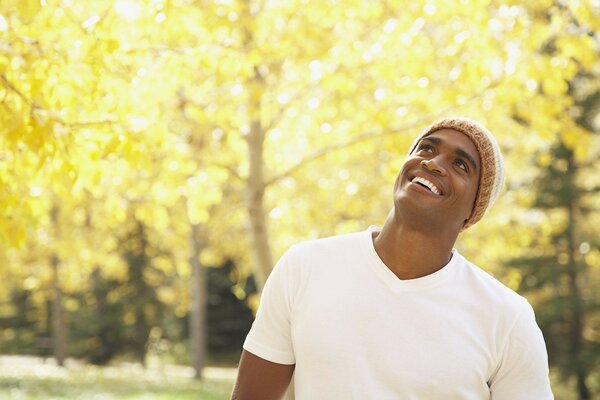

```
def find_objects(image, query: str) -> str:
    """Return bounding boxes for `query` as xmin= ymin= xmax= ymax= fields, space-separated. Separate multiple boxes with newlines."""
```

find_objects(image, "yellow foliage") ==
xmin=504 ymin=269 xmax=523 ymax=291
xmin=556 ymin=35 xmax=597 ymax=69
xmin=187 ymin=198 xmax=210 ymax=225
xmin=0 ymin=1 xmax=597 ymax=345
xmin=559 ymin=122 xmax=594 ymax=161
xmin=586 ymin=250 xmax=600 ymax=269
xmin=157 ymin=286 xmax=177 ymax=305
xmin=537 ymin=153 xmax=552 ymax=168
xmin=122 ymin=310 xmax=136 ymax=326
xmin=64 ymin=298 xmax=79 ymax=312
xmin=15 ymin=0 xmax=40 ymax=22
xmin=199 ymin=247 xmax=225 ymax=268
xmin=542 ymin=75 xmax=569 ymax=96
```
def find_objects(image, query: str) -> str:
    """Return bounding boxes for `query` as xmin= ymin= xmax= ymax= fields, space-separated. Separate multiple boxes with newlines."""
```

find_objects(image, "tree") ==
xmin=511 ymin=137 xmax=599 ymax=399
xmin=205 ymin=259 xmax=255 ymax=357
xmin=1 ymin=3 xmax=599 ymax=396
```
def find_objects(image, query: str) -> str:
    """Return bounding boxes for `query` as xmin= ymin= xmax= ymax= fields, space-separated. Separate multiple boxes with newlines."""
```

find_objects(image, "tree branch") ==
xmin=263 ymin=115 xmax=429 ymax=188
xmin=264 ymin=85 xmax=499 ymax=188
xmin=213 ymin=162 xmax=245 ymax=182
xmin=0 ymin=73 xmax=34 ymax=107
xmin=1 ymin=74 xmax=119 ymax=128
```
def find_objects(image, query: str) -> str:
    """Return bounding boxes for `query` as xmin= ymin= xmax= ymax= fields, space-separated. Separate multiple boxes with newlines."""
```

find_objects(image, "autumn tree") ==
xmin=508 ymin=72 xmax=600 ymax=400
xmin=1 ymin=3 xmax=600 ymax=397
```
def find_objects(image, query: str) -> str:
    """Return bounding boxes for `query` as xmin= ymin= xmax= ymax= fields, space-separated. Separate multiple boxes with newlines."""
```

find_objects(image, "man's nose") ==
xmin=421 ymin=158 xmax=447 ymax=175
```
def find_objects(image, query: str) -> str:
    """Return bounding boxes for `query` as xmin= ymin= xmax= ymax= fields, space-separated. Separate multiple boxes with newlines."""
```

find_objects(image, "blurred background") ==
xmin=0 ymin=0 xmax=599 ymax=399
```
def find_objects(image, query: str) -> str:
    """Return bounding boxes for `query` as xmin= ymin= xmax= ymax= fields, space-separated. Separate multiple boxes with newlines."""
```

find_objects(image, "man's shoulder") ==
xmin=275 ymin=230 xmax=368 ymax=284
xmin=457 ymin=255 xmax=530 ymax=311
xmin=287 ymin=230 xmax=367 ymax=258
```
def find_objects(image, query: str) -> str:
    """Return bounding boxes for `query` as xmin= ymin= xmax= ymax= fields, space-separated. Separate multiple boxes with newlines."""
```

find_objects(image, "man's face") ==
xmin=393 ymin=128 xmax=480 ymax=230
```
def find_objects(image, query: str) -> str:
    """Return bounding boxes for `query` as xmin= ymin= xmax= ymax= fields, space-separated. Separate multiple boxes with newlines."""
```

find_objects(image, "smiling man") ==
xmin=232 ymin=117 xmax=553 ymax=400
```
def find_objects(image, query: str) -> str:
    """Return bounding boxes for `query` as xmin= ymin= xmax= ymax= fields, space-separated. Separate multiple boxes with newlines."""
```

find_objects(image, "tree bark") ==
xmin=51 ymin=254 xmax=66 ymax=366
xmin=50 ymin=206 xmax=66 ymax=367
xmin=50 ymin=254 xmax=66 ymax=367
xmin=189 ymin=223 xmax=207 ymax=380
xmin=237 ymin=0 xmax=274 ymax=293
xmin=246 ymin=115 xmax=273 ymax=291
xmin=565 ymin=152 xmax=590 ymax=400
xmin=240 ymin=2 xmax=288 ymax=395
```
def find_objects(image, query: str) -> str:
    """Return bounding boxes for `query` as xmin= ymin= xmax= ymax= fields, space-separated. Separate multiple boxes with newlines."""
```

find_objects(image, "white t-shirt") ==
xmin=243 ymin=228 xmax=553 ymax=399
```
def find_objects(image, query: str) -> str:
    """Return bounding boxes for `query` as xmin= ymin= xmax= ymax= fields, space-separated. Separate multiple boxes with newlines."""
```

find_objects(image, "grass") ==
xmin=0 ymin=356 xmax=235 ymax=399
xmin=0 ymin=355 xmax=593 ymax=399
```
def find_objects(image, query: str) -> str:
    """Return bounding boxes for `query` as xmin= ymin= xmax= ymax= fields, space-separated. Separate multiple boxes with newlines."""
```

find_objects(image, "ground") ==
xmin=0 ymin=355 xmax=585 ymax=399
xmin=0 ymin=355 xmax=236 ymax=399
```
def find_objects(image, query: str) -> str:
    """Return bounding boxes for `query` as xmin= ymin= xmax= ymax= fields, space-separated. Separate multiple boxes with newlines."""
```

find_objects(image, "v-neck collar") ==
xmin=361 ymin=226 xmax=460 ymax=293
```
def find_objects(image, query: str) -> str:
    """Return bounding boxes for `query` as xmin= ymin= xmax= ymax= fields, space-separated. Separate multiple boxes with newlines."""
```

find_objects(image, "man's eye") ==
xmin=418 ymin=145 xmax=433 ymax=153
xmin=455 ymin=160 xmax=468 ymax=172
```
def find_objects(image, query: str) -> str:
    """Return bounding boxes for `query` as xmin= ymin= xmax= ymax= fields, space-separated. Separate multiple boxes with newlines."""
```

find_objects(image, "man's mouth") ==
xmin=411 ymin=176 xmax=442 ymax=195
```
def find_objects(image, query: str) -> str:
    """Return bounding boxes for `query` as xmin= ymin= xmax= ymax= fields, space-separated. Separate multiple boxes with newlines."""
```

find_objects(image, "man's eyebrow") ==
xmin=456 ymin=148 xmax=478 ymax=172
xmin=421 ymin=136 xmax=478 ymax=171
xmin=421 ymin=136 xmax=441 ymax=145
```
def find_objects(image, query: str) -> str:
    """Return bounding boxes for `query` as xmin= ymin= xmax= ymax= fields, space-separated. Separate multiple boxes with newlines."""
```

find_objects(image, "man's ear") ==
xmin=461 ymin=217 xmax=470 ymax=230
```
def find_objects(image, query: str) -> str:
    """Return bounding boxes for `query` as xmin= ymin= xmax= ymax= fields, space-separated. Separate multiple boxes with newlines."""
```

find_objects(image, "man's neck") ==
xmin=372 ymin=212 xmax=459 ymax=280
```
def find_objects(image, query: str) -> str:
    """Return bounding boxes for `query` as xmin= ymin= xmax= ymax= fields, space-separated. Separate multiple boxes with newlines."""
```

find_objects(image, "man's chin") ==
xmin=392 ymin=201 xmax=464 ymax=233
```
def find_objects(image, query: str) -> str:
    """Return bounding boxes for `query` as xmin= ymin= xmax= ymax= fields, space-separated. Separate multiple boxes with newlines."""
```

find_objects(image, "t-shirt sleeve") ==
xmin=489 ymin=301 xmax=554 ymax=400
xmin=242 ymin=249 xmax=296 ymax=365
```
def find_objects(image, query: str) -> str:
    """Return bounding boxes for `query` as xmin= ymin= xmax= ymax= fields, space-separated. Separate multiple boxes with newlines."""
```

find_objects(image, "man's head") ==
xmin=407 ymin=117 xmax=504 ymax=229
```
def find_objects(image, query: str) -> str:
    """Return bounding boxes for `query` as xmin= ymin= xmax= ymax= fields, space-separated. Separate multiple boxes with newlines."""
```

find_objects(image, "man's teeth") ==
xmin=412 ymin=177 xmax=441 ymax=195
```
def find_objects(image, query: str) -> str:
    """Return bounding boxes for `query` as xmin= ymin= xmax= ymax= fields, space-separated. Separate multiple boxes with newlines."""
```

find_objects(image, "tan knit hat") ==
xmin=408 ymin=117 xmax=505 ymax=229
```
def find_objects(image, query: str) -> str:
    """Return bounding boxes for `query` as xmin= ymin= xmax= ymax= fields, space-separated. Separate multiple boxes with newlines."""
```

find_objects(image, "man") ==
xmin=232 ymin=117 xmax=553 ymax=399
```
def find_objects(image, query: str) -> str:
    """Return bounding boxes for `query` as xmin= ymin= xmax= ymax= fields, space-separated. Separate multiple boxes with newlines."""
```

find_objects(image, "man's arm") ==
xmin=231 ymin=350 xmax=295 ymax=400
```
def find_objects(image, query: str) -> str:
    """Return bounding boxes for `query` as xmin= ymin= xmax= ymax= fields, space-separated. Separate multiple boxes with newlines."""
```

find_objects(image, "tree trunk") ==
xmin=51 ymin=253 xmax=66 ymax=366
xmin=240 ymin=2 xmax=288 ymax=395
xmin=238 ymin=0 xmax=274 ymax=292
xmin=246 ymin=97 xmax=295 ymax=398
xmin=189 ymin=224 xmax=207 ymax=379
xmin=50 ymin=205 xmax=66 ymax=367
xmin=245 ymin=62 xmax=274 ymax=291
xmin=246 ymin=118 xmax=273 ymax=291
xmin=565 ymin=153 xmax=590 ymax=400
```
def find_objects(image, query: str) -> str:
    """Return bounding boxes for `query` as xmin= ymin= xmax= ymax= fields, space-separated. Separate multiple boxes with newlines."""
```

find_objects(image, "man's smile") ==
xmin=405 ymin=171 xmax=446 ymax=197
xmin=410 ymin=176 xmax=442 ymax=195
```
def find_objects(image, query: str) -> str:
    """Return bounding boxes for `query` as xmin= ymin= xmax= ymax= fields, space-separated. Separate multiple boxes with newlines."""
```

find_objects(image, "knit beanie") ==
xmin=408 ymin=117 xmax=505 ymax=229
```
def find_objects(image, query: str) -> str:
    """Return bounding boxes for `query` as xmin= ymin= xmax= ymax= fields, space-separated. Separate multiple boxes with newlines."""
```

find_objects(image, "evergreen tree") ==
xmin=205 ymin=260 xmax=255 ymax=357
xmin=120 ymin=219 xmax=167 ymax=366
xmin=511 ymin=77 xmax=600 ymax=400
xmin=67 ymin=268 xmax=125 ymax=365
xmin=0 ymin=289 xmax=43 ymax=355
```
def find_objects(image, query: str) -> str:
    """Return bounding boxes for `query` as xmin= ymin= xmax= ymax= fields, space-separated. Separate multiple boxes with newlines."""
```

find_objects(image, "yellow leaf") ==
xmin=17 ymin=0 xmax=40 ymax=22
xmin=103 ymin=135 xmax=123 ymax=157
xmin=541 ymin=76 xmax=568 ymax=96
xmin=187 ymin=198 xmax=209 ymax=225
xmin=104 ymin=39 xmax=120 ymax=54
xmin=152 ymin=205 xmax=170 ymax=230
xmin=537 ymin=153 xmax=552 ymax=167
